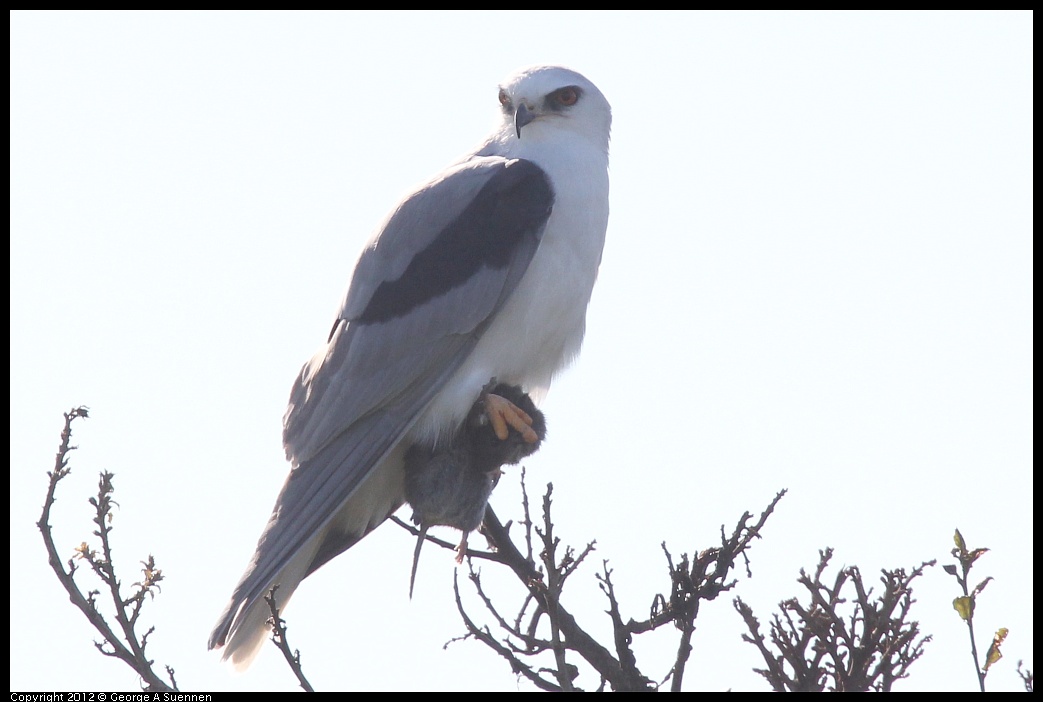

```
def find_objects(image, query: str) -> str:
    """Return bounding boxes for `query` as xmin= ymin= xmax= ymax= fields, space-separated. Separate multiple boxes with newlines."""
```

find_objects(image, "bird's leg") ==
xmin=456 ymin=532 xmax=469 ymax=564
xmin=483 ymin=393 xmax=539 ymax=443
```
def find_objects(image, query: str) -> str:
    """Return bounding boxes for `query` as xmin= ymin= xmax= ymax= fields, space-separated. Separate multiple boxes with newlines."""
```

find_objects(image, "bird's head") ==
xmin=495 ymin=65 xmax=611 ymax=149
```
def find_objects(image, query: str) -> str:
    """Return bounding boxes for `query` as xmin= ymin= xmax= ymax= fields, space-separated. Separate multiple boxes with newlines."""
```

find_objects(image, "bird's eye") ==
xmin=554 ymin=87 xmax=579 ymax=107
xmin=498 ymin=89 xmax=510 ymax=108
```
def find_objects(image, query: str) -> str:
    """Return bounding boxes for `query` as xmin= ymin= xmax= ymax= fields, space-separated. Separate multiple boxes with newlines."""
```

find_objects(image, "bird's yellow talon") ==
xmin=484 ymin=392 xmax=539 ymax=443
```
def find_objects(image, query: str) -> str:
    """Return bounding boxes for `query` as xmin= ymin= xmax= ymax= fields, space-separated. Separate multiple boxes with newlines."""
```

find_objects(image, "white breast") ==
xmin=411 ymin=135 xmax=609 ymax=446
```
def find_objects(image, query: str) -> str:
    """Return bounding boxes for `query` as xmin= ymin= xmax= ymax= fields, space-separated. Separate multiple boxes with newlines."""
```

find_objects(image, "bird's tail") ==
xmin=208 ymin=539 xmax=320 ymax=670
xmin=208 ymin=447 xmax=409 ymax=670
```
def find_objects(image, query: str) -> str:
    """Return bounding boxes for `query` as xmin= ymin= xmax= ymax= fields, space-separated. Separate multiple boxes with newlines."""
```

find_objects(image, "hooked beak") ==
xmin=515 ymin=104 xmax=536 ymax=138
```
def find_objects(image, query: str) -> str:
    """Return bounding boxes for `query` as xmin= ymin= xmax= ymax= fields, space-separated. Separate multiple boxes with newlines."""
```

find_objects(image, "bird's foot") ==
xmin=455 ymin=532 xmax=469 ymax=564
xmin=483 ymin=393 xmax=539 ymax=443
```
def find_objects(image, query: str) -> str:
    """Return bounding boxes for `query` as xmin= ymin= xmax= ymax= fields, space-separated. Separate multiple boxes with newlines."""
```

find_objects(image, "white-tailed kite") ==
xmin=209 ymin=65 xmax=611 ymax=668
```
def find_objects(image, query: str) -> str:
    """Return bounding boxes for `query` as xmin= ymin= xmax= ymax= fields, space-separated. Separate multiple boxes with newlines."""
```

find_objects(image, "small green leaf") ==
xmin=943 ymin=564 xmax=958 ymax=576
xmin=965 ymin=547 xmax=990 ymax=567
xmin=953 ymin=595 xmax=974 ymax=620
xmin=972 ymin=576 xmax=994 ymax=597
xmin=983 ymin=627 xmax=1009 ymax=673
xmin=954 ymin=529 xmax=966 ymax=552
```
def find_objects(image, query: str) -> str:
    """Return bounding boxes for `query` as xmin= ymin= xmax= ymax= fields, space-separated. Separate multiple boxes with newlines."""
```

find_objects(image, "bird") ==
xmin=403 ymin=381 xmax=547 ymax=596
xmin=208 ymin=65 xmax=611 ymax=668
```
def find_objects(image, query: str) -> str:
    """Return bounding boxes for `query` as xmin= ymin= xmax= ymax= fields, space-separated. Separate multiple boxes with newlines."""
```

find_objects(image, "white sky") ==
xmin=10 ymin=10 xmax=1032 ymax=692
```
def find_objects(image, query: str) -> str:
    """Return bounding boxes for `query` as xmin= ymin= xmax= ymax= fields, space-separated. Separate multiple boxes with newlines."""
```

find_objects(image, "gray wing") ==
xmin=209 ymin=156 xmax=552 ymax=649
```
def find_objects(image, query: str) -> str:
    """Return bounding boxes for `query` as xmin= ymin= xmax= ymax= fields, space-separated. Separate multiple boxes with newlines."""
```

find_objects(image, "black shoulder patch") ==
xmin=356 ymin=160 xmax=553 ymax=324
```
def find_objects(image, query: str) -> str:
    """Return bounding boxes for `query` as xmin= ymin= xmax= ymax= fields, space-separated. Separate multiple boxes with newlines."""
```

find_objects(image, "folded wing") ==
xmin=209 ymin=156 xmax=553 ymax=655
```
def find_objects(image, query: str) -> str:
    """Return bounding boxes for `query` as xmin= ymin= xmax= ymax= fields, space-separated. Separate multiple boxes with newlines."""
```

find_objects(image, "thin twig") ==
xmin=265 ymin=586 xmax=315 ymax=692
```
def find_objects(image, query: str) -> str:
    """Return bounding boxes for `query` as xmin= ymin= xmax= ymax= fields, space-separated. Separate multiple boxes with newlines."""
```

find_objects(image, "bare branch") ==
xmin=37 ymin=407 xmax=177 ymax=692
xmin=1016 ymin=660 xmax=1033 ymax=693
xmin=264 ymin=586 xmax=315 ymax=692
xmin=451 ymin=571 xmax=562 ymax=691
xmin=449 ymin=477 xmax=786 ymax=691
xmin=736 ymin=549 xmax=934 ymax=691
